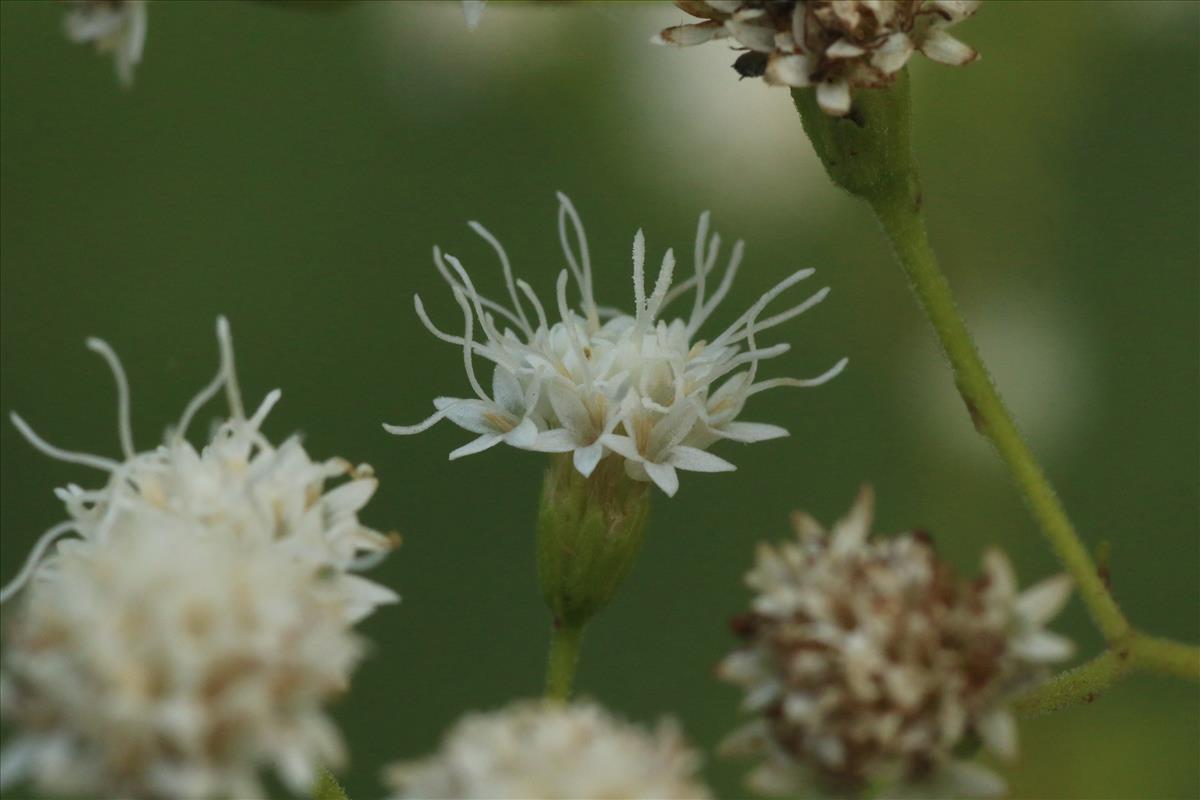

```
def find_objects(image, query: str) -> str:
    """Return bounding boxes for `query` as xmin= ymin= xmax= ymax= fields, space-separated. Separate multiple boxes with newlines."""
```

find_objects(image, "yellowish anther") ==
xmin=483 ymin=411 xmax=516 ymax=433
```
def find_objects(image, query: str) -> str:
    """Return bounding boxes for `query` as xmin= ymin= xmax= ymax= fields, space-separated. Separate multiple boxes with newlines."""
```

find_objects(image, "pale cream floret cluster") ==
xmin=655 ymin=1 xmax=980 ymax=116
xmin=385 ymin=193 xmax=846 ymax=497
xmin=1 ymin=524 xmax=360 ymax=800
xmin=0 ymin=319 xmax=398 ymax=798
xmin=63 ymin=0 xmax=147 ymax=87
xmin=718 ymin=487 xmax=1074 ymax=799
xmin=384 ymin=700 xmax=712 ymax=799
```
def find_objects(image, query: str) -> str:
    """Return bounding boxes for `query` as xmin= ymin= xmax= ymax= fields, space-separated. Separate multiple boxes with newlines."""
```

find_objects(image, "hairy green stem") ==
xmin=314 ymin=769 xmax=350 ymax=800
xmin=545 ymin=622 xmax=584 ymax=700
xmin=1013 ymin=649 xmax=1131 ymax=717
xmin=1130 ymin=634 xmax=1200 ymax=681
xmin=1015 ymin=634 xmax=1200 ymax=717
xmin=868 ymin=190 xmax=1131 ymax=643
xmin=791 ymin=73 xmax=1199 ymax=709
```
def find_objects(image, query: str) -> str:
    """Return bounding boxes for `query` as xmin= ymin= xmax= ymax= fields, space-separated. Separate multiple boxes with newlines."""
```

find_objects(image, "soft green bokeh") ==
xmin=1 ymin=2 xmax=1196 ymax=799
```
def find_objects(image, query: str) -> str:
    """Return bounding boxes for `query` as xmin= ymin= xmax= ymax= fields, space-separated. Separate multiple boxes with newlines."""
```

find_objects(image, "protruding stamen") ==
xmin=747 ymin=357 xmax=849 ymax=395
xmin=690 ymin=239 xmax=745 ymax=336
xmin=556 ymin=192 xmax=597 ymax=326
xmin=85 ymin=337 xmax=135 ymax=459
xmin=216 ymin=316 xmax=245 ymax=421
xmin=10 ymin=412 xmax=120 ymax=471
xmin=0 ymin=520 xmax=79 ymax=604
xmin=468 ymin=220 xmax=533 ymax=337
xmin=632 ymin=229 xmax=647 ymax=316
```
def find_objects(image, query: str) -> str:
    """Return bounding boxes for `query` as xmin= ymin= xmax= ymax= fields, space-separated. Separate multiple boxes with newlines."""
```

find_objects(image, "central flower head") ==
xmin=385 ymin=193 xmax=846 ymax=496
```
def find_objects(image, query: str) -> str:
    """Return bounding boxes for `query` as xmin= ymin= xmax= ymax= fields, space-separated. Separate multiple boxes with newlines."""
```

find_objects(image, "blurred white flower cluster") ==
xmin=655 ymin=1 xmax=980 ymax=115
xmin=0 ymin=319 xmax=398 ymax=799
xmin=63 ymin=0 xmax=147 ymax=87
xmin=718 ymin=487 xmax=1073 ymax=798
xmin=385 ymin=193 xmax=846 ymax=496
xmin=384 ymin=700 xmax=712 ymax=799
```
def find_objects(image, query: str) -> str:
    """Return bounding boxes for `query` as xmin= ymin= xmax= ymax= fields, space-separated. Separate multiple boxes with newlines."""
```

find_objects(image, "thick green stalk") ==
xmin=545 ymin=622 xmax=585 ymax=701
xmin=791 ymin=71 xmax=1200 ymax=704
xmin=868 ymin=190 xmax=1129 ymax=643
xmin=1015 ymin=634 xmax=1200 ymax=716
xmin=792 ymin=72 xmax=1131 ymax=640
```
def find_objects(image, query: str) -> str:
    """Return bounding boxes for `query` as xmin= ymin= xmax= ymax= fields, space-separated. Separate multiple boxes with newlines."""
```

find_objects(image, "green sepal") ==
xmin=536 ymin=454 xmax=651 ymax=629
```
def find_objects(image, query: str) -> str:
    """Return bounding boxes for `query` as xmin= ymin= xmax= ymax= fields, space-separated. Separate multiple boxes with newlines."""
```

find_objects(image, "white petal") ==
xmin=830 ymin=484 xmax=874 ymax=553
xmin=919 ymin=29 xmax=979 ymax=66
xmin=573 ymin=442 xmax=604 ymax=478
xmin=872 ymin=32 xmax=914 ymax=74
xmin=765 ymin=53 xmax=812 ymax=88
xmin=728 ymin=15 xmax=776 ymax=52
xmin=504 ymin=416 xmax=539 ymax=449
xmin=530 ymin=429 xmax=577 ymax=453
xmin=652 ymin=20 xmax=725 ymax=46
xmin=601 ymin=432 xmax=642 ymax=462
xmin=937 ymin=761 xmax=1007 ymax=798
xmin=1012 ymin=630 xmax=1075 ymax=663
xmin=717 ymin=421 xmax=789 ymax=442
xmin=491 ymin=366 xmax=524 ymax=416
xmin=816 ymin=80 xmax=852 ymax=116
xmin=546 ymin=380 xmax=593 ymax=438
xmin=448 ymin=433 xmax=504 ymax=460
xmin=321 ymin=478 xmax=377 ymax=518
xmin=982 ymin=548 xmax=1017 ymax=599
xmin=643 ymin=461 xmax=680 ymax=497
xmin=976 ymin=708 xmax=1018 ymax=760
xmin=669 ymin=445 xmax=736 ymax=473
xmin=462 ymin=0 xmax=486 ymax=30
xmin=1015 ymin=574 xmax=1073 ymax=626
xmin=826 ymin=38 xmax=866 ymax=58
xmin=434 ymin=398 xmax=496 ymax=435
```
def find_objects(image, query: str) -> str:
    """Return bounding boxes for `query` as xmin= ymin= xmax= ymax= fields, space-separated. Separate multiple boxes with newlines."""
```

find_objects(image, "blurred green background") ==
xmin=1 ymin=2 xmax=1197 ymax=798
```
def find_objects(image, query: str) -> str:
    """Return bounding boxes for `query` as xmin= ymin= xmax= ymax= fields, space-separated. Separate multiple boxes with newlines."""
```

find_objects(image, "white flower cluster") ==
xmin=384 ymin=700 xmax=712 ymax=799
xmin=385 ymin=194 xmax=846 ymax=496
xmin=718 ymin=487 xmax=1074 ymax=799
xmin=655 ymin=1 xmax=980 ymax=116
xmin=63 ymin=0 xmax=147 ymax=87
xmin=1 ymin=523 xmax=360 ymax=799
xmin=0 ymin=319 xmax=398 ymax=798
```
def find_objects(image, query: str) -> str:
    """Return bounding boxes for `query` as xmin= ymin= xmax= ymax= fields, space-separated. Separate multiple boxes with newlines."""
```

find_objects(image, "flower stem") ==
xmin=1130 ymin=634 xmax=1200 ymax=681
xmin=868 ymin=189 xmax=1131 ymax=644
xmin=1014 ymin=634 xmax=1200 ymax=717
xmin=545 ymin=621 xmax=585 ymax=701
xmin=1012 ymin=649 xmax=1131 ymax=717
xmin=314 ymin=769 xmax=350 ymax=800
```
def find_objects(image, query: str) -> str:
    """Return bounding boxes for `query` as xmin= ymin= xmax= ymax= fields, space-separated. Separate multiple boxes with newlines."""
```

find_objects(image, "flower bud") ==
xmin=536 ymin=454 xmax=651 ymax=628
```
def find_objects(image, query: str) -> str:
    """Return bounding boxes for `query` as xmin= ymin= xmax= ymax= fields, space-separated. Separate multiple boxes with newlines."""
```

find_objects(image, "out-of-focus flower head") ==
xmin=2 ymin=317 xmax=399 ymax=621
xmin=384 ymin=193 xmax=846 ymax=497
xmin=1 ymin=518 xmax=363 ymax=799
xmin=718 ymin=486 xmax=1074 ymax=798
xmin=383 ymin=699 xmax=712 ymax=799
xmin=63 ymin=0 xmax=147 ymax=87
xmin=655 ymin=1 xmax=981 ymax=115
xmin=0 ymin=317 xmax=399 ymax=798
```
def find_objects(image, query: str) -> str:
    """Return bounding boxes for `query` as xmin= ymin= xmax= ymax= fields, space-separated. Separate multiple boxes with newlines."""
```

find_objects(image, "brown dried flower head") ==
xmin=655 ymin=1 xmax=981 ymax=116
xmin=718 ymin=487 xmax=1074 ymax=798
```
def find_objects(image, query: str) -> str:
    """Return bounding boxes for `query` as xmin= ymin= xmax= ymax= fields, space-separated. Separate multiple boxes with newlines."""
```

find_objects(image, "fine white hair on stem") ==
xmin=85 ymin=337 xmax=135 ymax=459
xmin=0 ymin=521 xmax=79 ymax=604
xmin=10 ymin=412 xmax=120 ymax=472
